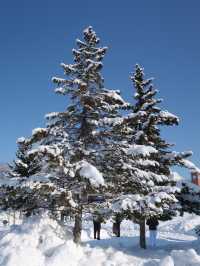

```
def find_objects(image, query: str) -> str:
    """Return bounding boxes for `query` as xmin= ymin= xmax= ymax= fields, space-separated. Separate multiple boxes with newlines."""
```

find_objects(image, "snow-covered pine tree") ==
xmin=178 ymin=179 xmax=200 ymax=215
xmin=0 ymin=137 xmax=42 ymax=216
xmin=176 ymin=166 xmax=200 ymax=216
xmin=9 ymin=137 xmax=41 ymax=180
xmin=0 ymin=130 xmax=82 ymax=222
xmin=25 ymin=26 xmax=127 ymax=244
xmin=110 ymin=65 xmax=193 ymax=248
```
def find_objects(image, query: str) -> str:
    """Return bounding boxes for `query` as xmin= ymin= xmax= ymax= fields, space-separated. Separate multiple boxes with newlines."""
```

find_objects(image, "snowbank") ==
xmin=171 ymin=249 xmax=200 ymax=266
xmin=0 ymin=213 xmax=200 ymax=266
xmin=159 ymin=213 xmax=200 ymax=237
xmin=0 ymin=214 xmax=74 ymax=266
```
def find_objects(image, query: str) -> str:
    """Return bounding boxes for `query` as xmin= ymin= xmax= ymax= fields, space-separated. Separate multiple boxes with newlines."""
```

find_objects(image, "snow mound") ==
xmin=0 ymin=215 xmax=135 ymax=266
xmin=160 ymin=249 xmax=200 ymax=266
xmin=160 ymin=256 xmax=174 ymax=266
xmin=159 ymin=213 xmax=200 ymax=236
xmin=160 ymin=250 xmax=200 ymax=266
xmin=0 ymin=214 xmax=73 ymax=266
xmin=0 ymin=213 xmax=200 ymax=266
xmin=171 ymin=249 xmax=200 ymax=266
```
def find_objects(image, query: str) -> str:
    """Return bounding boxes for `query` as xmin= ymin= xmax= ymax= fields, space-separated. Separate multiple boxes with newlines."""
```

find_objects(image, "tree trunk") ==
xmin=112 ymin=223 xmax=117 ymax=235
xmin=13 ymin=211 xmax=16 ymax=225
xmin=139 ymin=218 xmax=146 ymax=249
xmin=117 ymin=222 xmax=121 ymax=237
xmin=73 ymin=210 xmax=82 ymax=244
xmin=61 ymin=211 xmax=65 ymax=223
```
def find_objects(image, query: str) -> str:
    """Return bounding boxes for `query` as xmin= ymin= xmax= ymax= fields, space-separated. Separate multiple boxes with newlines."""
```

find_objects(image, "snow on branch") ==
xmin=163 ymin=151 xmax=193 ymax=162
xmin=100 ymin=117 xmax=123 ymax=126
xmin=159 ymin=110 xmax=179 ymax=125
xmin=54 ymin=87 xmax=66 ymax=95
xmin=83 ymin=25 xmax=94 ymax=35
xmin=77 ymin=161 xmax=104 ymax=188
xmin=45 ymin=112 xmax=60 ymax=120
xmin=126 ymin=144 xmax=158 ymax=156
xmin=132 ymin=168 xmax=168 ymax=183
xmin=51 ymin=77 xmax=66 ymax=85
xmin=100 ymin=111 xmax=146 ymax=127
xmin=32 ymin=128 xmax=47 ymax=137
xmin=112 ymin=191 xmax=178 ymax=216
xmin=102 ymin=90 xmax=128 ymax=105
xmin=28 ymin=145 xmax=62 ymax=159
xmin=16 ymin=137 xmax=26 ymax=144
xmin=181 ymin=159 xmax=200 ymax=173
xmin=15 ymin=159 xmax=28 ymax=169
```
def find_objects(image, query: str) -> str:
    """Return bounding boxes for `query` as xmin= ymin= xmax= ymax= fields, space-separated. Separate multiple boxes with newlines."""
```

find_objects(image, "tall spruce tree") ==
xmin=24 ymin=26 xmax=127 ymax=244
xmin=110 ymin=65 xmax=193 ymax=248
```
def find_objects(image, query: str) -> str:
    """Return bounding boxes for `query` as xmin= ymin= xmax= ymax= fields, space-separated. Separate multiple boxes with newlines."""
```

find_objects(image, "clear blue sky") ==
xmin=0 ymin=0 xmax=200 ymax=175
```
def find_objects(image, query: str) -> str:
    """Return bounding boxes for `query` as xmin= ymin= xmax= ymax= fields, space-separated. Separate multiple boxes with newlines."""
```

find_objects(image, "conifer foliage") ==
xmin=0 ymin=137 xmax=42 ymax=215
xmin=111 ymin=65 xmax=192 ymax=248
xmin=18 ymin=26 xmax=126 ymax=243
xmin=1 ymin=27 xmax=199 ymax=249
xmin=9 ymin=137 xmax=40 ymax=179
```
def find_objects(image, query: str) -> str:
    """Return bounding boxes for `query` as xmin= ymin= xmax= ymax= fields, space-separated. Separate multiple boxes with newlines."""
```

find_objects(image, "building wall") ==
xmin=191 ymin=172 xmax=200 ymax=186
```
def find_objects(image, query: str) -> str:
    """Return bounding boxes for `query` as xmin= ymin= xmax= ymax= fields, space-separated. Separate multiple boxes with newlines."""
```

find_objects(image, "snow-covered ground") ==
xmin=0 ymin=213 xmax=200 ymax=266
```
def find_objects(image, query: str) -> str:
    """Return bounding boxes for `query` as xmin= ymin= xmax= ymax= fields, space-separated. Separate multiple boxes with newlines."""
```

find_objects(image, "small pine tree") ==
xmin=177 ymin=171 xmax=200 ymax=216
xmin=1 ymin=137 xmax=41 ymax=216
xmin=9 ymin=137 xmax=40 ymax=179
xmin=1 ymin=131 xmax=75 ymax=218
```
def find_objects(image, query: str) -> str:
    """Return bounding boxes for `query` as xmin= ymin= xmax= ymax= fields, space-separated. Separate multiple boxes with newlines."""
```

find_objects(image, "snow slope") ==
xmin=0 ymin=213 xmax=200 ymax=266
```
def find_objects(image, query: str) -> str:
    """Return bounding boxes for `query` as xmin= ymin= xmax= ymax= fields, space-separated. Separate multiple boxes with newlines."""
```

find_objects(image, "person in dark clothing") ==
xmin=112 ymin=222 xmax=120 ymax=237
xmin=93 ymin=214 xmax=104 ymax=240
xmin=112 ymin=214 xmax=122 ymax=237
xmin=146 ymin=217 xmax=159 ymax=247
xmin=93 ymin=219 xmax=101 ymax=240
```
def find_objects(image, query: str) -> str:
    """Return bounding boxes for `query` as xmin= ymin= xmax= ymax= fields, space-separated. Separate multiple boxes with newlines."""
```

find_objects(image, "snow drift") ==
xmin=0 ymin=213 xmax=200 ymax=266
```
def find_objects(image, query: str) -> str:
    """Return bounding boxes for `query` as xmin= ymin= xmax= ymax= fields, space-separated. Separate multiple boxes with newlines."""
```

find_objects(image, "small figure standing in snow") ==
xmin=112 ymin=214 xmax=122 ymax=237
xmin=146 ymin=217 xmax=159 ymax=248
xmin=93 ymin=215 xmax=103 ymax=240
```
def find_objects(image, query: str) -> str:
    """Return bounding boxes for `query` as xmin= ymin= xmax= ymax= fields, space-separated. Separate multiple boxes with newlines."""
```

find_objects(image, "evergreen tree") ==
xmin=110 ymin=65 xmax=193 ymax=248
xmin=178 ymin=180 xmax=200 ymax=215
xmin=0 ymin=137 xmax=42 ymax=216
xmin=9 ymin=137 xmax=40 ymax=179
xmin=24 ymin=26 xmax=127 ymax=244
xmin=176 ymin=166 xmax=200 ymax=216
xmin=0 ymin=131 xmax=77 ymax=218
xmin=2 ymin=28 xmax=198 ymax=250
